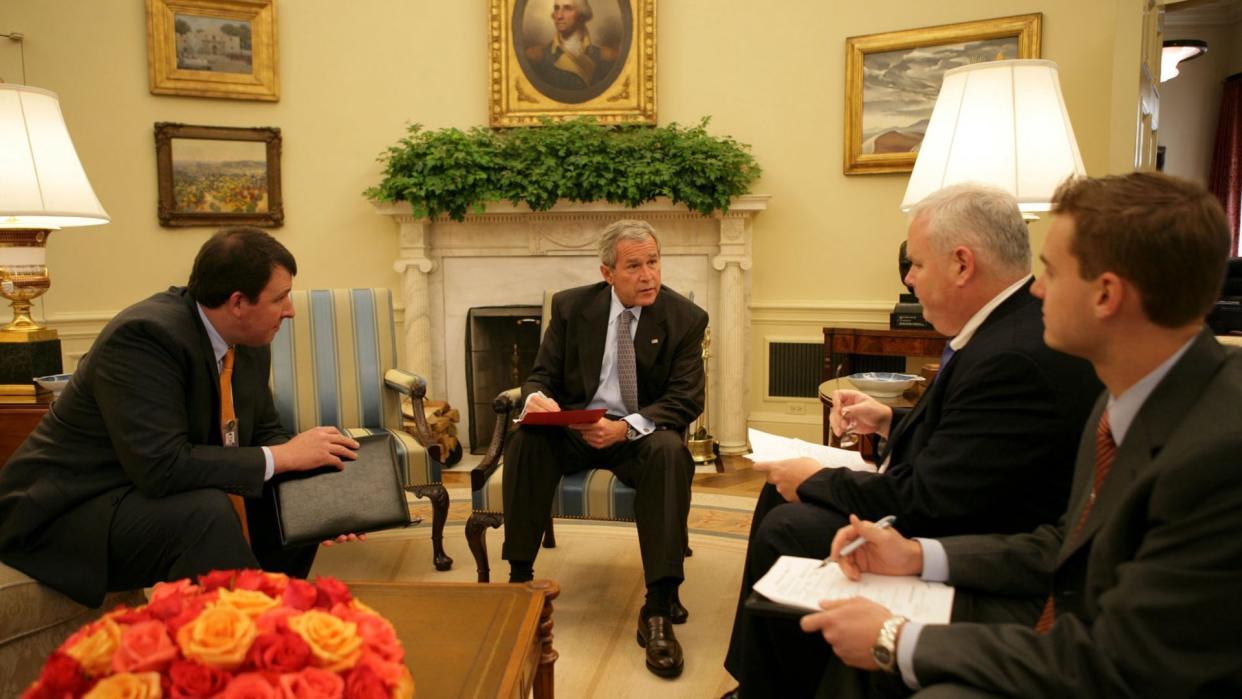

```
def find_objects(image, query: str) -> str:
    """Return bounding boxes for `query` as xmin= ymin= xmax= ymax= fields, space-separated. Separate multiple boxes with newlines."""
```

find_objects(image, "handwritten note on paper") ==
xmin=745 ymin=428 xmax=875 ymax=473
xmin=753 ymin=555 xmax=954 ymax=624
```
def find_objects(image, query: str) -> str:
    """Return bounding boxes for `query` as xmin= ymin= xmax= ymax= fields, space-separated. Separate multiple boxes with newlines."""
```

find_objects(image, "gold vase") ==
xmin=0 ymin=228 xmax=57 ymax=342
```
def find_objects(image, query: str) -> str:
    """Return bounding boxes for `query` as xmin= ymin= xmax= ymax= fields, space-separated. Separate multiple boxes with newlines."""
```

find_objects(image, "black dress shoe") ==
xmin=636 ymin=612 xmax=684 ymax=678
xmin=719 ymin=689 xmax=740 ymax=699
xmin=669 ymin=597 xmax=689 ymax=624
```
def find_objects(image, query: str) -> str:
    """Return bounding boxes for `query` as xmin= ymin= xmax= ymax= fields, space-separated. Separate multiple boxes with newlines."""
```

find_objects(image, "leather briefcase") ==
xmin=271 ymin=433 xmax=411 ymax=547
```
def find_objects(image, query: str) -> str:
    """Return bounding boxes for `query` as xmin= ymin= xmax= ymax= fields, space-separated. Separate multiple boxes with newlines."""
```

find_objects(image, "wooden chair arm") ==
xmin=385 ymin=368 xmax=441 ymax=463
xmin=472 ymin=387 xmax=522 ymax=491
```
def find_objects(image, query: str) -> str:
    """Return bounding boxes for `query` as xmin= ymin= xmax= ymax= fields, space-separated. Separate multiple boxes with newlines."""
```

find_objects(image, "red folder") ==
xmin=521 ymin=408 xmax=607 ymax=426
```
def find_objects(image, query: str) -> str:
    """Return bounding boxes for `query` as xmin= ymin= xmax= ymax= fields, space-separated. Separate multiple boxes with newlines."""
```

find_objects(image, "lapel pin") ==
xmin=651 ymin=338 xmax=659 ymax=344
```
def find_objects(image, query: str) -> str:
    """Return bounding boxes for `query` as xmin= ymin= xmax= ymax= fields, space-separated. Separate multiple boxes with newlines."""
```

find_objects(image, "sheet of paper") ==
xmin=745 ymin=427 xmax=875 ymax=472
xmin=753 ymin=555 xmax=954 ymax=624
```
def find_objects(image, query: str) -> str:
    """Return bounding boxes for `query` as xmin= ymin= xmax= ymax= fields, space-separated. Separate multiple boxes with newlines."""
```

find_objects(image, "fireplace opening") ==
xmin=464 ymin=306 xmax=543 ymax=452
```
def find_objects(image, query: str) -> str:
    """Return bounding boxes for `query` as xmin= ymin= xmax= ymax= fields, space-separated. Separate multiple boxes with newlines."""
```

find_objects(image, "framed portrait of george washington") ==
xmin=843 ymin=14 xmax=1041 ymax=174
xmin=489 ymin=0 xmax=656 ymax=126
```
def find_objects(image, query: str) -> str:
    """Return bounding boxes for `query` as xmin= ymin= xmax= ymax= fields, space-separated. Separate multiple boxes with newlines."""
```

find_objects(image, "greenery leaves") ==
xmin=365 ymin=118 xmax=761 ymax=221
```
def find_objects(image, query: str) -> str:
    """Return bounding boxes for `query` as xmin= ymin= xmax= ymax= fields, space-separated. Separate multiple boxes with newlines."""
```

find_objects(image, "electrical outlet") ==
xmin=787 ymin=403 xmax=806 ymax=415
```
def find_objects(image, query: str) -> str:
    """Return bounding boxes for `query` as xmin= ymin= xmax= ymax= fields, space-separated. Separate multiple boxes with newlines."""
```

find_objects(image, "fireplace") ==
xmin=375 ymin=196 xmax=768 ymax=453
xmin=465 ymin=305 xmax=542 ymax=453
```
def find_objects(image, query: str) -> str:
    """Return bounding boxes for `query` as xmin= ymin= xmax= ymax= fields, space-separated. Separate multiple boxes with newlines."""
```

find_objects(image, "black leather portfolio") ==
xmin=271 ymin=433 xmax=411 ymax=547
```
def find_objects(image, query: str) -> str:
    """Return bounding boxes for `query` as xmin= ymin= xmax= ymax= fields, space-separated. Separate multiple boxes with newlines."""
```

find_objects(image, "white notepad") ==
xmin=753 ymin=555 xmax=954 ymax=624
xmin=744 ymin=428 xmax=875 ymax=472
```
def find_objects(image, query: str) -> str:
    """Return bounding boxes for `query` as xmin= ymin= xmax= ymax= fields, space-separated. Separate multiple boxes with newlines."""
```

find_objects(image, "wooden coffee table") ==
xmin=348 ymin=579 xmax=560 ymax=699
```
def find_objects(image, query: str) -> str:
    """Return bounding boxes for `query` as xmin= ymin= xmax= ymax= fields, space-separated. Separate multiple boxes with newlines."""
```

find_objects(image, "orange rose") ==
xmin=391 ymin=666 xmax=415 ymax=699
xmin=176 ymin=602 xmax=257 ymax=670
xmin=81 ymin=671 xmax=161 ymax=698
xmin=333 ymin=605 xmax=402 ymax=663
xmin=112 ymin=620 xmax=178 ymax=673
xmin=63 ymin=617 xmax=122 ymax=677
xmin=287 ymin=610 xmax=362 ymax=672
xmin=217 ymin=672 xmax=279 ymax=698
xmin=217 ymin=588 xmax=280 ymax=619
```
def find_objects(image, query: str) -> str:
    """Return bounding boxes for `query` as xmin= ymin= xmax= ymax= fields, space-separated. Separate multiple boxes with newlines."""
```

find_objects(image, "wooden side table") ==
xmin=0 ymin=397 xmax=51 ymax=466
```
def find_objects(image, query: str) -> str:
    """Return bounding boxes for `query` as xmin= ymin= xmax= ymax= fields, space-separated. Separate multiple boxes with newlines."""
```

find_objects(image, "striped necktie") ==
xmin=1034 ymin=409 xmax=1116 ymax=633
xmin=617 ymin=310 xmax=639 ymax=414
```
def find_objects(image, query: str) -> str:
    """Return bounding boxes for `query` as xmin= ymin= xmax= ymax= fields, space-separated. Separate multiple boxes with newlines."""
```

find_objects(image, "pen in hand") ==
xmin=821 ymin=514 xmax=898 ymax=566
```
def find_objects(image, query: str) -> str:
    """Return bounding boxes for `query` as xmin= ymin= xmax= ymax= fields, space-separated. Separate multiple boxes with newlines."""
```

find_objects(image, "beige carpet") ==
xmin=310 ymin=490 xmax=753 ymax=698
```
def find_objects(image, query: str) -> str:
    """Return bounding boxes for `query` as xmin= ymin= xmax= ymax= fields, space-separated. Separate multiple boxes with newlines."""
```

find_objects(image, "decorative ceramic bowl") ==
xmin=34 ymin=373 xmax=72 ymax=396
xmin=847 ymin=372 xmax=923 ymax=398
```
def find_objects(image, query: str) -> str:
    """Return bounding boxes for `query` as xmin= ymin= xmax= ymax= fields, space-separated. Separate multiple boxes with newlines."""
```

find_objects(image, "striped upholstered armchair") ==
xmin=270 ymin=288 xmax=452 ymax=571
xmin=465 ymin=290 xmax=691 ymax=583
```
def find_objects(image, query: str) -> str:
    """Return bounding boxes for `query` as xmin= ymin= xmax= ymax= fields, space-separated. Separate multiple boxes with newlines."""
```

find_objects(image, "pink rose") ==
xmin=255 ymin=606 xmax=301 ymax=634
xmin=244 ymin=629 xmax=311 ymax=673
xmin=278 ymin=667 xmax=345 ymax=699
xmin=344 ymin=664 xmax=389 ymax=699
xmin=112 ymin=620 xmax=178 ymax=673
xmin=147 ymin=579 xmax=200 ymax=621
xmin=218 ymin=672 xmax=279 ymax=699
xmin=282 ymin=579 xmax=318 ymax=611
xmin=165 ymin=590 xmax=219 ymax=635
xmin=165 ymin=659 xmax=230 ymax=699
xmin=234 ymin=570 xmax=287 ymax=598
xmin=355 ymin=652 xmax=405 ymax=690
xmin=313 ymin=577 xmax=351 ymax=609
xmin=333 ymin=607 xmax=402 ymax=663
xmin=197 ymin=570 xmax=236 ymax=592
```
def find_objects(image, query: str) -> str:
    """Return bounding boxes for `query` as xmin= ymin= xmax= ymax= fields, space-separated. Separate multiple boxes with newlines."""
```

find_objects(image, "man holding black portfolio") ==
xmin=803 ymin=172 xmax=1242 ymax=697
xmin=0 ymin=227 xmax=360 ymax=608
xmin=502 ymin=219 xmax=707 ymax=678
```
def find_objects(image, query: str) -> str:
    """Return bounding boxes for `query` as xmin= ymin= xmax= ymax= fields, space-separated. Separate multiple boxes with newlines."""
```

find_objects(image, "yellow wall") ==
xmin=1 ymin=0 xmax=1146 ymax=438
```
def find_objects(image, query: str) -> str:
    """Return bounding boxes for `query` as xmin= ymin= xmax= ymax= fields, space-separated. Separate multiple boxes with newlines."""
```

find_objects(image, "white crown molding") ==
xmin=1165 ymin=0 xmax=1242 ymax=27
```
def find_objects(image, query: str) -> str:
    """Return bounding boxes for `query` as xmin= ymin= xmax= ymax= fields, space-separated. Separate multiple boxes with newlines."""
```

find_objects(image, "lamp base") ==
xmin=0 ymin=337 xmax=62 ymax=386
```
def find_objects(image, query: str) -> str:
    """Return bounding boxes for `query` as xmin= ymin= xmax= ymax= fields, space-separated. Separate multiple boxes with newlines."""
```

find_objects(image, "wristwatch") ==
xmin=872 ymin=614 xmax=909 ymax=674
xmin=625 ymin=423 xmax=640 ymax=440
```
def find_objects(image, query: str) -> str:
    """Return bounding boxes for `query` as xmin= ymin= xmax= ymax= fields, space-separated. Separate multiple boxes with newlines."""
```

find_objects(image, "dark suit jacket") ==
xmin=522 ymin=282 xmax=708 ymax=432
xmin=797 ymin=282 xmax=1102 ymax=537
xmin=915 ymin=330 xmax=1242 ymax=696
xmin=0 ymin=287 xmax=289 ymax=606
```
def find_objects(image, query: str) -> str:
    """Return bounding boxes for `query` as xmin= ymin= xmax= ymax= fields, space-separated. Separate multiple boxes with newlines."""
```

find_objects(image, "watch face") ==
xmin=873 ymin=646 xmax=893 ymax=669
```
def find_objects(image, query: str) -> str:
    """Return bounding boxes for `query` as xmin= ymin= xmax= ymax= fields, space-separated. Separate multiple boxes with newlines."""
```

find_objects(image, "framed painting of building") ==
xmin=155 ymin=122 xmax=283 ymax=227
xmin=844 ymin=14 xmax=1041 ymax=175
xmin=146 ymin=0 xmax=279 ymax=101
xmin=489 ymin=0 xmax=656 ymax=126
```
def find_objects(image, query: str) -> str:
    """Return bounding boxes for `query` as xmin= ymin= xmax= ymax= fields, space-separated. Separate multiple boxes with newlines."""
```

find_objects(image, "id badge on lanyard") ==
xmin=223 ymin=419 xmax=238 ymax=447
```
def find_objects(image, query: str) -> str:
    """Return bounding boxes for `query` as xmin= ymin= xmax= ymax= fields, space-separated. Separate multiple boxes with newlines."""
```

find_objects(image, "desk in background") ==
xmin=0 ymin=397 xmax=50 ymax=466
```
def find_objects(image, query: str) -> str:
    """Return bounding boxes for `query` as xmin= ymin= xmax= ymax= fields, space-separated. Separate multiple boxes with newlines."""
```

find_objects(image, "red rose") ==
xmin=313 ymin=576 xmax=351 ymax=609
xmin=165 ymin=590 xmax=218 ymax=635
xmin=245 ymin=629 xmax=311 ymax=673
xmin=166 ymin=659 xmax=230 ymax=699
xmin=233 ymin=570 xmax=286 ymax=598
xmin=25 ymin=651 xmax=91 ymax=698
xmin=278 ymin=667 xmax=344 ymax=699
xmin=218 ymin=672 xmax=279 ymax=699
xmin=282 ymin=578 xmax=318 ymax=611
xmin=344 ymin=664 xmax=389 ymax=699
xmin=197 ymin=569 xmax=236 ymax=591
xmin=255 ymin=606 xmax=300 ymax=635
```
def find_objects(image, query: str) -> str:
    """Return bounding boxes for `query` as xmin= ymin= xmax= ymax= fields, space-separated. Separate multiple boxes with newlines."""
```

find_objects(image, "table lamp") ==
xmin=0 ymin=83 xmax=109 ymax=393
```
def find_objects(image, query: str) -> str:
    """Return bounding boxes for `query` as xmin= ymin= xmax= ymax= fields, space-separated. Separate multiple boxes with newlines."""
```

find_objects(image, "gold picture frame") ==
xmin=155 ymin=122 xmax=283 ymax=227
xmin=146 ymin=0 xmax=279 ymax=101
xmin=844 ymin=14 xmax=1041 ymax=175
xmin=489 ymin=0 xmax=656 ymax=127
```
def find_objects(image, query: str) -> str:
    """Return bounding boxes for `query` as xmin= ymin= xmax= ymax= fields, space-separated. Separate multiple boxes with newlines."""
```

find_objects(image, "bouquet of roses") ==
xmin=23 ymin=569 xmax=414 ymax=699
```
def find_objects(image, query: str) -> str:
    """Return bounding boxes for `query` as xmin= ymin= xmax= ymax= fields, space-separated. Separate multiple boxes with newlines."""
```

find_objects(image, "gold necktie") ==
xmin=219 ymin=347 xmax=250 ymax=543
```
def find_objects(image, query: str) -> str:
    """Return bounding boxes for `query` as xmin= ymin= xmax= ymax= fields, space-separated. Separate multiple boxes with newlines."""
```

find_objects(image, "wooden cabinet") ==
xmin=0 ymin=399 xmax=50 ymax=466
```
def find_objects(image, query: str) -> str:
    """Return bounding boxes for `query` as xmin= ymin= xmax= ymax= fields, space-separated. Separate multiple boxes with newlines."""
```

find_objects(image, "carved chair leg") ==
xmin=409 ymin=483 xmax=453 ymax=571
xmin=542 ymin=515 xmax=557 ymax=549
xmin=466 ymin=511 xmax=503 ymax=583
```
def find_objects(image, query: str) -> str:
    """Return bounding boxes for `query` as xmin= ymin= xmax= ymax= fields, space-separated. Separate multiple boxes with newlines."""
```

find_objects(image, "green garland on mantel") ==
xmin=364 ymin=117 xmax=762 ymax=222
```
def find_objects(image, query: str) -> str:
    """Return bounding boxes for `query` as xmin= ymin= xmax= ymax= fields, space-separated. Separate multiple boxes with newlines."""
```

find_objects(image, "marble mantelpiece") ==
xmin=375 ymin=196 xmax=767 ymax=455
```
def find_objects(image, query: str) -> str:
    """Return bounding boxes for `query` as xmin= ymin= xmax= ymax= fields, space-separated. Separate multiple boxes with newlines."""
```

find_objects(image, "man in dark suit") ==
xmin=802 ymin=172 xmax=1241 ymax=697
xmin=724 ymin=184 xmax=1101 ymax=696
xmin=502 ymin=219 xmax=707 ymax=678
xmin=0 ymin=228 xmax=360 ymax=608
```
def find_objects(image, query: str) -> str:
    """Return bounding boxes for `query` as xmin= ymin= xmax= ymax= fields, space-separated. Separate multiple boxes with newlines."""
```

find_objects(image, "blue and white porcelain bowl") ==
xmin=34 ymin=373 xmax=72 ymax=397
xmin=847 ymin=372 xmax=922 ymax=398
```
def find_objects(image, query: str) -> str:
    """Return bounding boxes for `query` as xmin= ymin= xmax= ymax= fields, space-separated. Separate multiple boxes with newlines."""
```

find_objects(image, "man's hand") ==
xmin=570 ymin=418 xmax=628 ymax=449
xmin=831 ymin=514 xmax=923 ymax=580
xmin=525 ymin=393 xmax=561 ymax=413
xmin=270 ymin=426 xmax=360 ymax=474
xmin=830 ymin=390 xmax=894 ymax=440
xmin=752 ymin=457 xmax=820 ymax=502
xmin=799 ymin=598 xmax=893 ymax=670
xmin=322 ymin=532 xmax=367 ymax=547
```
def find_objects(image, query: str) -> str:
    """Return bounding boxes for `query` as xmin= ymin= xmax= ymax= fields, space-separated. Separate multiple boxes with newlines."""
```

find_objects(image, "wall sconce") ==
xmin=1161 ymin=40 xmax=1208 ymax=83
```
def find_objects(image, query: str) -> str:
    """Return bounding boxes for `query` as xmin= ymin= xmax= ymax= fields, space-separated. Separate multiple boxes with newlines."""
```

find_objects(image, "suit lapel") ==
xmin=577 ymin=286 xmax=611 ymax=401
xmin=1060 ymin=329 xmax=1227 ymax=561
xmin=634 ymin=290 xmax=668 ymax=378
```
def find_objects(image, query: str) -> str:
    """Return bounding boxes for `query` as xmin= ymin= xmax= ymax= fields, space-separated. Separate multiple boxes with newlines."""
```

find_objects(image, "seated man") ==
xmin=0 ymin=227 xmax=360 ymax=608
xmin=725 ymin=184 xmax=1102 ymax=696
xmin=502 ymin=219 xmax=707 ymax=678
xmin=803 ymin=171 xmax=1242 ymax=697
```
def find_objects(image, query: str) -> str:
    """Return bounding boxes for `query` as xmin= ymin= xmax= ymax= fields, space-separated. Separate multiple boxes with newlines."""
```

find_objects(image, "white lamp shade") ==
xmin=0 ymin=83 xmax=109 ymax=229
xmin=901 ymin=59 xmax=1085 ymax=214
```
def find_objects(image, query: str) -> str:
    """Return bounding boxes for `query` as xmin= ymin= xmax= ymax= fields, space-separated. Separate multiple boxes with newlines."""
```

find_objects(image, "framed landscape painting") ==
xmin=844 ymin=14 xmax=1041 ymax=175
xmin=155 ymin=123 xmax=283 ymax=227
xmin=146 ymin=0 xmax=279 ymax=101
xmin=489 ymin=0 xmax=656 ymax=126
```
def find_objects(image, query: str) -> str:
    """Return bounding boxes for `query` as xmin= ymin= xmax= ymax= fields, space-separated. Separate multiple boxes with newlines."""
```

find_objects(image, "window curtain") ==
xmin=1208 ymin=72 xmax=1242 ymax=254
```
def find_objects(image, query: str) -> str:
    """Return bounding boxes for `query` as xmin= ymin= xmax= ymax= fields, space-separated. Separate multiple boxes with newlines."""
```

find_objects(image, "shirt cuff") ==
xmin=917 ymin=538 xmax=949 ymax=582
xmin=621 ymin=414 xmax=655 ymax=439
xmin=261 ymin=446 xmax=275 ymax=482
xmin=517 ymin=391 xmax=546 ymax=421
xmin=896 ymin=620 xmax=924 ymax=690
